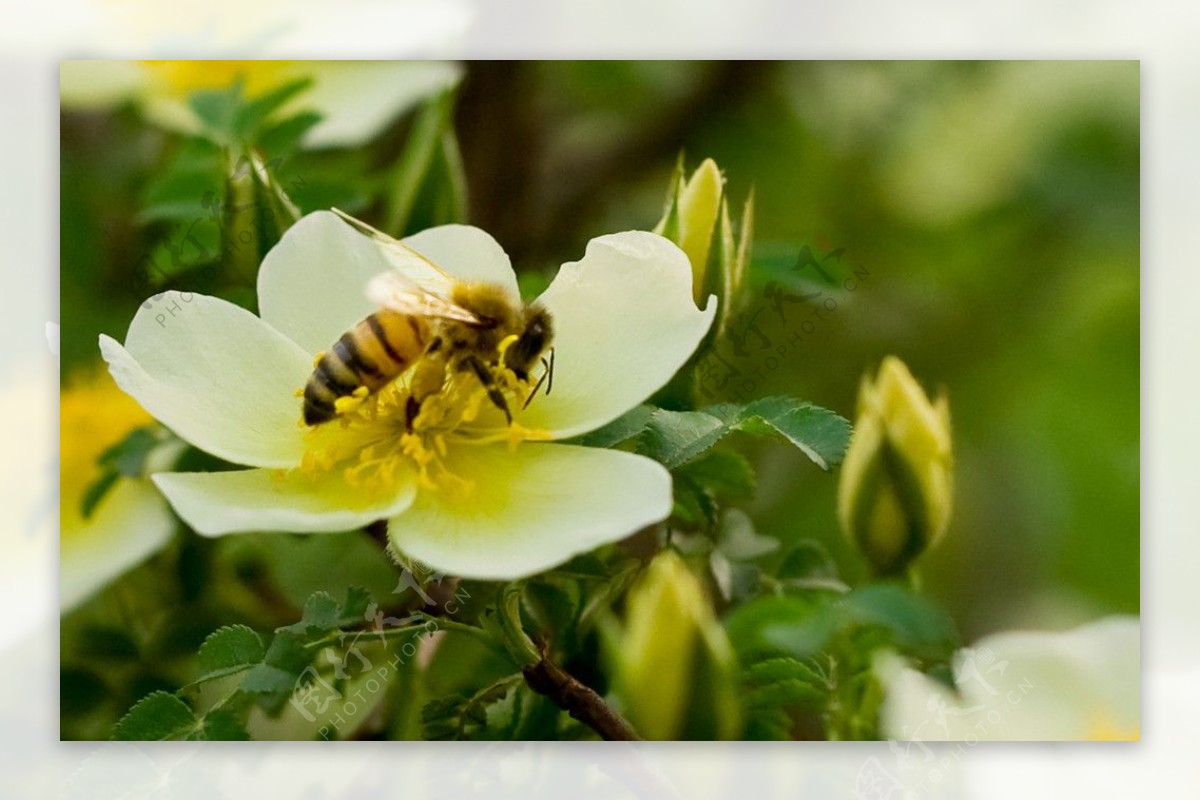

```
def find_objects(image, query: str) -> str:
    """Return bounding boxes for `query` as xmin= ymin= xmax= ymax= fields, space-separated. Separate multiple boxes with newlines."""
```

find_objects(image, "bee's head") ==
xmin=505 ymin=306 xmax=553 ymax=379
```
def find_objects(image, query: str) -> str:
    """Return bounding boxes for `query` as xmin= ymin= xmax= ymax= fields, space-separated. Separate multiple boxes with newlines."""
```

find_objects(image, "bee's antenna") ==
xmin=523 ymin=352 xmax=554 ymax=410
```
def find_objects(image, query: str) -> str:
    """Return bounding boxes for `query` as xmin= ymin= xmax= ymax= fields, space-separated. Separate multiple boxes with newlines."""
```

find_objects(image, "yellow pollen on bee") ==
xmin=497 ymin=334 xmax=520 ymax=363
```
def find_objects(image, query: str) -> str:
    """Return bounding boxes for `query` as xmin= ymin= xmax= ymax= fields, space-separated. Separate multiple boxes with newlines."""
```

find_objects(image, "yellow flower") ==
xmin=611 ymin=551 xmax=741 ymax=740
xmin=60 ymin=367 xmax=180 ymax=611
xmin=838 ymin=356 xmax=952 ymax=577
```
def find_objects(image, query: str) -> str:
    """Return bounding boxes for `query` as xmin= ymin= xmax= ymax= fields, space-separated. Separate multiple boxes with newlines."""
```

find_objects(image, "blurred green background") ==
xmin=61 ymin=60 xmax=1138 ymax=653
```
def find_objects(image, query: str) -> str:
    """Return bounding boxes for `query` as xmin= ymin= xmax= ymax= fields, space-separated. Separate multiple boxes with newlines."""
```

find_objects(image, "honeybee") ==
xmin=302 ymin=210 xmax=554 ymax=427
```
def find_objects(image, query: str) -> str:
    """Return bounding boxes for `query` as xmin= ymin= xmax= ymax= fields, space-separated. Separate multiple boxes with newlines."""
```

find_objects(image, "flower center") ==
xmin=296 ymin=358 xmax=552 ymax=497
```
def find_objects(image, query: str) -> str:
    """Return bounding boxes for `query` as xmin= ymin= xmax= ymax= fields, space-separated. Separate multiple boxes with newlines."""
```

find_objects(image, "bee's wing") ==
xmin=366 ymin=271 xmax=481 ymax=324
xmin=332 ymin=208 xmax=458 ymax=297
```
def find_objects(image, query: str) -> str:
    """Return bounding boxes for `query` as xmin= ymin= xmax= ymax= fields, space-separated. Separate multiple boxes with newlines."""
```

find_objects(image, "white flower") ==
xmin=878 ymin=616 xmax=1139 ymax=741
xmin=101 ymin=211 xmax=715 ymax=579
xmin=60 ymin=60 xmax=462 ymax=149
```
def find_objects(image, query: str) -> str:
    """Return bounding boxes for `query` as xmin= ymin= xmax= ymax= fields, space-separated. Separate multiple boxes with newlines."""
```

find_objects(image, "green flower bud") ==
xmin=838 ymin=356 xmax=953 ymax=577
xmin=612 ymin=551 xmax=742 ymax=740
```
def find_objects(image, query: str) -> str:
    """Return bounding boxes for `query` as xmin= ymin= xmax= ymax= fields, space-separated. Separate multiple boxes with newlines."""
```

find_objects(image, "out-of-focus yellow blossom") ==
xmin=60 ymin=367 xmax=181 ymax=612
xmin=838 ymin=356 xmax=952 ymax=577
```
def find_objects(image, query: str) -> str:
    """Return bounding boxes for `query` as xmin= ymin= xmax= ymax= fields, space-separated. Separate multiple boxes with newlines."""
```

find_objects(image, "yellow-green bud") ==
xmin=612 ymin=551 xmax=742 ymax=740
xmin=838 ymin=356 xmax=953 ymax=577
xmin=655 ymin=158 xmax=723 ymax=307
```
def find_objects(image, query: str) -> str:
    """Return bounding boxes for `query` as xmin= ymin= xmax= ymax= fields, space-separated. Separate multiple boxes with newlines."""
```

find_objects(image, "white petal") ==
xmin=403 ymin=224 xmax=520 ymax=299
xmin=60 ymin=60 xmax=146 ymax=109
xmin=389 ymin=443 xmax=671 ymax=579
xmin=521 ymin=231 xmax=716 ymax=439
xmin=100 ymin=291 xmax=312 ymax=469
xmin=154 ymin=467 xmax=417 ymax=536
xmin=879 ymin=616 xmax=1140 ymax=741
xmin=258 ymin=213 xmax=520 ymax=355
xmin=297 ymin=61 xmax=463 ymax=149
xmin=60 ymin=480 xmax=175 ymax=612
xmin=257 ymin=211 xmax=397 ymax=354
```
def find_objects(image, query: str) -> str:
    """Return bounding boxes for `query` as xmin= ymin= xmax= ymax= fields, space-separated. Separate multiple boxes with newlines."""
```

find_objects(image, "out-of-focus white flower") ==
xmin=101 ymin=211 xmax=715 ymax=580
xmin=878 ymin=616 xmax=1139 ymax=741
xmin=5 ymin=0 xmax=472 ymax=58
xmin=60 ymin=368 xmax=182 ymax=612
xmin=60 ymin=59 xmax=462 ymax=149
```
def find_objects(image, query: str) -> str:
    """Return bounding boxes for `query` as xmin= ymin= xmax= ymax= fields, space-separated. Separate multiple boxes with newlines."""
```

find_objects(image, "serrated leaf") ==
xmin=625 ymin=398 xmax=850 ymax=472
xmin=285 ymin=591 xmax=341 ymax=634
xmin=732 ymin=397 xmax=851 ymax=470
xmin=113 ymin=691 xmax=196 ymax=741
xmin=746 ymin=657 xmax=826 ymax=688
xmin=638 ymin=409 xmax=728 ymax=468
xmin=567 ymin=404 xmax=655 ymax=449
xmin=194 ymin=710 xmax=250 ymax=741
xmin=197 ymin=625 xmax=265 ymax=674
xmin=747 ymin=679 xmax=825 ymax=709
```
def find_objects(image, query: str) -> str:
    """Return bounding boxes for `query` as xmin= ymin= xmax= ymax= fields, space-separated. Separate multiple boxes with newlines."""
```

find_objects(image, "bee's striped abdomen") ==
xmin=303 ymin=310 xmax=427 ymax=425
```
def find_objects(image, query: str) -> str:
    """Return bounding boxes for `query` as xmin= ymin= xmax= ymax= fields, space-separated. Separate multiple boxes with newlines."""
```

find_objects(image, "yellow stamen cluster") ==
xmin=297 ymin=357 xmax=552 ymax=497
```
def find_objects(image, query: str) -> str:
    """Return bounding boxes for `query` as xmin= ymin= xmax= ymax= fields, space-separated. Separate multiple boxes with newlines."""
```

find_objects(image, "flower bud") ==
xmin=655 ymin=158 xmax=723 ymax=307
xmin=611 ymin=551 xmax=742 ymax=740
xmin=838 ymin=356 xmax=953 ymax=577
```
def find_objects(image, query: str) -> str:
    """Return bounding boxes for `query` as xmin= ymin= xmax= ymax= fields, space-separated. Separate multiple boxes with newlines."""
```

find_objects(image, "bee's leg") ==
xmin=405 ymin=396 xmax=421 ymax=432
xmin=466 ymin=356 xmax=513 ymax=425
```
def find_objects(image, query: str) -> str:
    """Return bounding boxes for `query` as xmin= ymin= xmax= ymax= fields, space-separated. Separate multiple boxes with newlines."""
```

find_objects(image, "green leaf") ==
xmin=80 ymin=469 xmax=120 ymax=520
xmin=837 ymin=584 xmax=959 ymax=662
xmin=234 ymin=77 xmax=314 ymax=138
xmin=189 ymin=83 xmax=245 ymax=138
xmin=639 ymin=409 xmax=729 ymax=468
xmin=677 ymin=448 xmax=756 ymax=498
xmin=197 ymin=625 xmax=265 ymax=674
xmin=98 ymin=426 xmax=161 ymax=477
xmin=776 ymin=541 xmax=839 ymax=582
xmin=384 ymin=91 xmax=454 ymax=235
xmin=618 ymin=398 xmax=850 ymax=471
xmin=112 ymin=691 xmax=196 ymax=741
xmin=568 ymin=404 xmax=654 ymax=449
xmin=712 ymin=396 xmax=852 ymax=471
xmin=257 ymin=110 xmax=324 ymax=155
xmin=747 ymin=679 xmax=825 ymax=709
xmin=724 ymin=594 xmax=838 ymax=662
xmin=194 ymin=710 xmax=251 ymax=741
